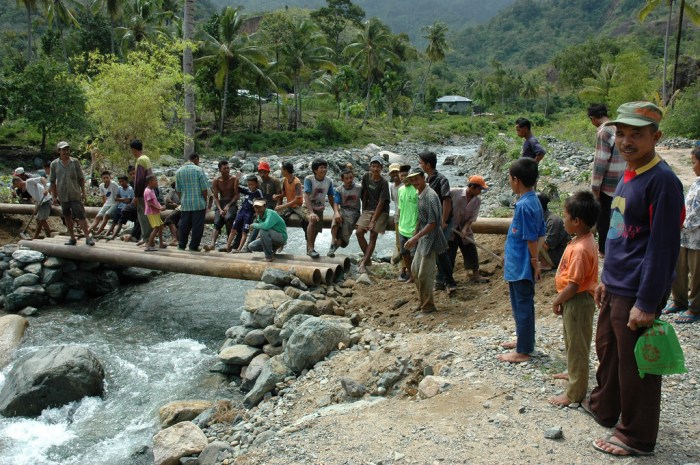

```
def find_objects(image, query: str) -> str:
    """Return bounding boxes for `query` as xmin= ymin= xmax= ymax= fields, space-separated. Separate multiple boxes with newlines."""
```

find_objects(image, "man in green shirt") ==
xmin=397 ymin=165 xmax=418 ymax=282
xmin=243 ymin=199 xmax=287 ymax=261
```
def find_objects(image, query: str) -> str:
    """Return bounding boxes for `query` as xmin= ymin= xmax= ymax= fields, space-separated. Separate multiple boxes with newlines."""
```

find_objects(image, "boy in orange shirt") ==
xmin=549 ymin=190 xmax=600 ymax=406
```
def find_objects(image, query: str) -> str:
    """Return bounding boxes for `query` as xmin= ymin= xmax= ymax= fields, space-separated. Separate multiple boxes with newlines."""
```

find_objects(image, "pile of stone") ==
xmin=0 ymin=244 xmax=159 ymax=314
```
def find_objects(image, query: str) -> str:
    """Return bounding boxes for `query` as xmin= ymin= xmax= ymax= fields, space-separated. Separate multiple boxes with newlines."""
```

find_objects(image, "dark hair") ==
xmin=508 ymin=158 xmax=539 ymax=187
xmin=43 ymin=161 xmax=50 ymax=168
xmin=127 ymin=165 xmax=135 ymax=173
xmin=11 ymin=176 xmax=22 ymax=185
xmin=218 ymin=159 xmax=229 ymax=170
xmin=170 ymin=181 xmax=176 ymax=188
xmin=188 ymin=152 xmax=199 ymax=162
xmin=418 ymin=151 xmax=437 ymax=170
xmin=311 ymin=158 xmax=327 ymax=172
xmin=281 ymin=161 xmax=294 ymax=174
xmin=399 ymin=164 xmax=411 ymax=173
xmin=587 ymin=103 xmax=608 ymax=119
xmin=537 ymin=192 xmax=550 ymax=210
xmin=145 ymin=174 xmax=157 ymax=183
xmin=246 ymin=174 xmax=259 ymax=183
xmin=118 ymin=175 xmax=128 ymax=181
xmin=340 ymin=169 xmax=354 ymax=180
xmin=564 ymin=190 xmax=600 ymax=229
xmin=692 ymin=146 xmax=700 ymax=162
xmin=100 ymin=170 xmax=111 ymax=177
xmin=130 ymin=139 xmax=143 ymax=151
xmin=515 ymin=117 xmax=531 ymax=130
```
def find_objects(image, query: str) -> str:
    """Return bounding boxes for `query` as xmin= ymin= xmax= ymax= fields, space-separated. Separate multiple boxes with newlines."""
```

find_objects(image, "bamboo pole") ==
xmin=18 ymin=239 xmax=325 ymax=286
xmin=0 ymin=203 xmax=511 ymax=233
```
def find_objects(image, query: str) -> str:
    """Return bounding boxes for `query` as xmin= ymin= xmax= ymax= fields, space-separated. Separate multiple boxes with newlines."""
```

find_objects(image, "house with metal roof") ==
xmin=435 ymin=95 xmax=473 ymax=115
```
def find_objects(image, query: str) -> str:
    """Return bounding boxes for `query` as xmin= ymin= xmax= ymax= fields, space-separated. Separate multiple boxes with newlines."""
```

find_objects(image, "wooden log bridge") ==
xmin=0 ymin=203 xmax=512 ymax=234
xmin=18 ymin=237 xmax=350 ymax=287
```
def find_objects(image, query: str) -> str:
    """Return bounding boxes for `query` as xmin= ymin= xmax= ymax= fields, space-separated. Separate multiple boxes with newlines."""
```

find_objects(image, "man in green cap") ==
xmin=585 ymin=102 xmax=685 ymax=457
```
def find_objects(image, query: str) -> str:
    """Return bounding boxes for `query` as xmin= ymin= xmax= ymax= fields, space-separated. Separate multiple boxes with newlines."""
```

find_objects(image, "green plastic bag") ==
xmin=634 ymin=319 xmax=687 ymax=378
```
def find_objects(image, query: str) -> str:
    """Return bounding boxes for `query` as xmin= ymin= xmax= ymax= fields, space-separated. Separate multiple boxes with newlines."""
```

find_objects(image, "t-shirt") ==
xmin=304 ymin=175 xmax=334 ymax=213
xmin=25 ymin=177 xmax=52 ymax=204
xmin=100 ymin=181 xmax=119 ymax=207
xmin=416 ymin=186 xmax=447 ymax=256
xmin=144 ymin=187 xmax=162 ymax=215
xmin=49 ymin=157 xmax=84 ymax=202
xmin=254 ymin=209 xmax=288 ymax=242
xmin=361 ymin=173 xmax=390 ymax=213
xmin=555 ymin=232 xmax=598 ymax=295
xmin=259 ymin=176 xmax=282 ymax=209
xmin=522 ymin=135 xmax=546 ymax=160
xmin=134 ymin=154 xmax=152 ymax=198
xmin=397 ymin=184 xmax=418 ymax=237
xmin=504 ymin=190 xmax=546 ymax=283
xmin=239 ymin=186 xmax=264 ymax=213
xmin=117 ymin=185 xmax=134 ymax=210
xmin=334 ymin=182 xmax=362 ymax=213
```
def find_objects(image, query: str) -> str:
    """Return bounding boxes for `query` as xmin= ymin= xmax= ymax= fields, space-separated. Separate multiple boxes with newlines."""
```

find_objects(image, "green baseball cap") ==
xmin=605 ymin=101 xmax=663 ymax=128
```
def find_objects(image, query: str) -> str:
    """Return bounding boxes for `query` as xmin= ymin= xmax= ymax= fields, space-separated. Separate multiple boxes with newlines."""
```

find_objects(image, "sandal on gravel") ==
xmin=592 ymin=436 xmax=653 ymax=457
xmin=580 ymin=398 xmax=616 ymax=428
xmin=663 ymin=303 xmax=687 ymax=315
xmin=676 ymin=310 xmax=700 ymax=324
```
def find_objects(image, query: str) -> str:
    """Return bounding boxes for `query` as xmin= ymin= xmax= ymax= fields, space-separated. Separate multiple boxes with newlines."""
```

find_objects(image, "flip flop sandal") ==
xmin=676 ymin=311 xmax=700 ymax=324
xmin=580 ymin=398 xmax=616 ymax=428
xmin=592 ymin=436 xmax=653 ymax=457
xmin=663 ymin=303 xmax=687 ymax=315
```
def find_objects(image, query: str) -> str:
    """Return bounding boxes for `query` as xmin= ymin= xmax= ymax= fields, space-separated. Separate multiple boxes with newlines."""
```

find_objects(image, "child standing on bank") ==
xmin=498 ymin=157 xmax=546 ymax=363
xmin=144 ymin=175 xmax=166 ymax=251
xmin=548 ymin=191 xmax=600 ymax=406
xmin=665 ymin=146 xmax=700 ymax=324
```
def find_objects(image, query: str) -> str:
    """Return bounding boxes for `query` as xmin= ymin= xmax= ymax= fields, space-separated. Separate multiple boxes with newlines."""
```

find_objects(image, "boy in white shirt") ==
xmin=90 ymin=170 xmax=119 ymax=236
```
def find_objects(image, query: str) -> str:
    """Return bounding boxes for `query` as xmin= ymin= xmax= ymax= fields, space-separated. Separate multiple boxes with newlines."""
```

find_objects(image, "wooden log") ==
xmin=18 ymin=239 xmax=326 ymax=286
xmin=0 ymin=203 xmax=512 ymax=233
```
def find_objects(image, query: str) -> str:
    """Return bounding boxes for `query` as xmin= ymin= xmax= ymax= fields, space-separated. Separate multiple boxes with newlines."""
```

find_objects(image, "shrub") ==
xmin=662 ymin=82 xmax=700 ymax=138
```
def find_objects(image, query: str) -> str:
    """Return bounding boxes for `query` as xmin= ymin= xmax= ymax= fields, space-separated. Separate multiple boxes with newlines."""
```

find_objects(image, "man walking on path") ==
xmin=404 ymin=167 xmax=448 ymax=314
xmin=49 ymin=141 xmax=94 ymax=246
xmin=130 ymin=140 xmax=153 ymax=245
xmin=585 ymin=102 xmax=685 ymax=457
xmin=516 ymin=117 xmax=546 ymax=163
xmin=176 ymin=153 xmax=210 ymax=251
xmin=418 ymin=151 xmax=456 ymax=294
xmin=588 ymin=103 xmax=625 ymax=257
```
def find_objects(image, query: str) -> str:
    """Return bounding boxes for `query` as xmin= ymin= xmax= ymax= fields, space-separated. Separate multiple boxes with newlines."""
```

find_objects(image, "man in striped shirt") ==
xmin=588 ymin=103 xmax=625 ymax=257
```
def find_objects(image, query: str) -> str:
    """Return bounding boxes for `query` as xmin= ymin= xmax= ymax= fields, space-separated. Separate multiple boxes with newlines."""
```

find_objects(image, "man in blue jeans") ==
xmin=175 ymin=153 xmax=210 ymax=251
xmin=243 ymin=199 xmax=288 ymax=262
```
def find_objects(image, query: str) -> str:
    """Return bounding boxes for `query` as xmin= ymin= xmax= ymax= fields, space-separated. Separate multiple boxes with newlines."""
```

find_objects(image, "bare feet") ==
xmin=168 ymin=239 xmax=178 ymax=246
xmin=548 ymin=393 xmax=574 ymax=407
xmin=159 ymin=243 xmax=168 ymax=249
xmin=497 ymin=352 xmax=530 ymax=363
xmin=553 ymin=372 xmax=569 ymax=380
xmin=500 ymin=341 xmax=516 ymax=349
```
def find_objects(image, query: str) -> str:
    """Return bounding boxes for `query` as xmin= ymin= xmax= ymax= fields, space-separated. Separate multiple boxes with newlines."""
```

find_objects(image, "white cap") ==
xmin=14 ymin=167 xmax=24 ymax=175
xmin=56 ymin=141 xmax=70 ymax=149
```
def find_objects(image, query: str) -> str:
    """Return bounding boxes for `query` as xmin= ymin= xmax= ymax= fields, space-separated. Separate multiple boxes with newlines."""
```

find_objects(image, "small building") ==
xmin=435 ymin=95 xmax=473 ymax=115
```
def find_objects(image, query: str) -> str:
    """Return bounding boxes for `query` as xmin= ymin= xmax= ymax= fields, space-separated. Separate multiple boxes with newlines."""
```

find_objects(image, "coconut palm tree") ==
xmin=183 ymin=0 xmax=195 ymax=158
xmin=579 ymin=63 xmax=617 ymax=104
xmin=200 ymin=6 xmax=270 ymax=134
xmin=45 ymin=0 xmax=80 ymax=64
xmin=117 ymin=0 xmax=164 ymax=54
xmin=16 ymin=0 xmax=41 ymax=62
xmin=344 ymin=18 xmax=397 ymax=128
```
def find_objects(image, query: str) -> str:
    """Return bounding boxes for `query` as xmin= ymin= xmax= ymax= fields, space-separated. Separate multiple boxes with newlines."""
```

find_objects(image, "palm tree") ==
xmin=117 ymin=0 xmax=163 ymax=54
xmin=579 ymin=63 xmax=617 ymax=104
xmin=282 ymin=17 xmax=335 ymax=129
xmin=200 ymin=6 xmax=270 ymax=134
xmin=103 ymin=0 xmax=122 ymax=55
xmin=45 ymin=0 xmax=80 ymax=65
xmin=16 ymin=0 xmax=41 ymax=62
xmin=183 ymin=0 xmax=195 ymax=158
xmin=404 ymin=21 xmax=449 ymax=127
xmin=344 ymin=18 xmax=397 ymax=128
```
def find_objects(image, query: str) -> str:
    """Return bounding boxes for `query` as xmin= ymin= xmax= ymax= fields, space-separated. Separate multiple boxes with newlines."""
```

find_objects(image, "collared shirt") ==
xmin=416 ymin=186 xmax=447 ymax=256
xmin=176 ymin=162 xmax=210 ymax=211
xmin=49 ymin=157 xmax=84 ymax=202
xmin=591 ymin=124 xmax=625 ymax=197
xmin=449 ymin=188 xmax=481 ymax=241
xmin=681 ymin=178 xmax=700 ymax=250
xmin=504 ymin=190 xmax=546 ymax=283
xmin=25 ymin=177 xmax=52 ymax=204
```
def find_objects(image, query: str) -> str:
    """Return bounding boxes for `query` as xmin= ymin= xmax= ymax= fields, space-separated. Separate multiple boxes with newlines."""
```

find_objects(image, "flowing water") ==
xmin=0 ymin=145 xmax=479 ymax=465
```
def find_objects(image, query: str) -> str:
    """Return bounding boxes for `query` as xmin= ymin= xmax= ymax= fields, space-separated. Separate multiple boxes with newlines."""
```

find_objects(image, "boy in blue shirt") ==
xmin=498 ymin=158 xmax=546 ymax=363
xmin=227 ymin=175 xmax=263 ymax=252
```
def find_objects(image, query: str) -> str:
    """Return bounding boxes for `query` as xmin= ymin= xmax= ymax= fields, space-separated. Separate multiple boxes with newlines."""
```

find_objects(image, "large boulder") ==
xmin=13 ymin=273 xmax=40 ymax=289
xmin=260 ymin=269 xmax=295 ymax=288
xmin=274 ymin=299 xmax=319 ymax=328
xmin=0 ymin=345 xmax=105 ymax=417
xmin=197 ymin=440 xmax=233 ymax=465
xmin=252 ymin=305 xmax=276 ymax=329
xmin=152 ymin=421 xmax=208 ymax=465
xmin=41 ymin=267 xmax=63 ymax=285
xmin=4 ymin=286 xmax=47 ymax=312
xmin=283 ymin=317 xmax=350 ymax=373
xmin=11 ymin=250 xmax=44 ymax=264
xmin=244 ymin=289 xmax=289 ymax=312
xmin=279 ymin=314 xmax=313 ymax=342
xmin=45 ymin=282 xmax=69 ymax=300
xmin=159 ymin=400 xmax=213 ymax=428
xmin=0 ymin=315 xmax=29 ymax=369
xmin=243 ymin=356 xmax=294 ymax=408
xmin=218 ymin=345 xmax=261 ymax=366
xmin=240 ymin=353 xmax=270 ymax=392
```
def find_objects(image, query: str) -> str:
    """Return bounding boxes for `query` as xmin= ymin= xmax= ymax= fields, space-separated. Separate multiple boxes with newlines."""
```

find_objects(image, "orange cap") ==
xmin=468 ymin=175 xmax=488 ymax=189
xmin=258 ymin=161 xmax=271 ymax=172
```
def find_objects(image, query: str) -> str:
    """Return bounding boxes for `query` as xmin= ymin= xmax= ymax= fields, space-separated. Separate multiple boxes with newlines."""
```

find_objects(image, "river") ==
xmin=0 ymin=144 xmax=479 ymax=465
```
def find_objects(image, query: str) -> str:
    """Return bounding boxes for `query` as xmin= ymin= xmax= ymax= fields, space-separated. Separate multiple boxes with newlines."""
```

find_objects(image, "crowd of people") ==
xmin=7 ymin=100 xmax=700 ymax=457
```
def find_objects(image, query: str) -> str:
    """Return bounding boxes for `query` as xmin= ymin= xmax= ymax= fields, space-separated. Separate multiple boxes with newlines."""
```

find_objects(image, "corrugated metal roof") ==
xmin=436 ymin=95 xmax=472 ymax=103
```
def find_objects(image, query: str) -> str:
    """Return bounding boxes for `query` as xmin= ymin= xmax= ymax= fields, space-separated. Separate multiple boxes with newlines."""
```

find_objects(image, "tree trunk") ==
xmin=360 ymin=75 xmax=373 ymax=128
xmin=257 ymin=95 xmax=262 ymax=132
xmin=275 ymin=47 xmax=280 ymax=130
xmin=25 ymin=4 xmax=32 ymax=62
xmin=671 ymin=0 xmax=685 ymax=104
xmin=662 ymin=0 xmax=674 ymax=104
xmin=404 ymin=61 xmax=432 ymax=129
xmin=183 ymin=0 xmax=195 ymax=158
xmin=41 ymin=126 xmax=47 ymax=152
xmin=220 ymin=69 xmax=229 ymax=134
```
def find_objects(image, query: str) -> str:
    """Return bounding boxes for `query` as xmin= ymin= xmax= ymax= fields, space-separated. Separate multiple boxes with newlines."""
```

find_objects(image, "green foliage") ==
xmin=662 ymin=81 xmax=700 ymax=138
xmin=6 ymin=58 xmax=87 ymax=151
xmin=607 ymin=51 xmax=659 ymax=110
xmin=83 ymin=47 xmax=183 ymax=165
xmin=552 ymin=38 xmax=621 ymax=90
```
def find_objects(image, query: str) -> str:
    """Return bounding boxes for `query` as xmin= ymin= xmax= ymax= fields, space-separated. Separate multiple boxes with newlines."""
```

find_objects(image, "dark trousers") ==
xmin=597 ymin=193 xmax=613 ymax=255
xmin=178 ymin=209 xmax=206 ymax=250
xmin=589 ymin=291 xmax=663 ymax=453
xmin=435 ymin=225 xmax=456 ymax=287
xmin=509 ymin=280 xmax=535 ymax=354
xmin=447 ymin=238 xmax=479 ymax=272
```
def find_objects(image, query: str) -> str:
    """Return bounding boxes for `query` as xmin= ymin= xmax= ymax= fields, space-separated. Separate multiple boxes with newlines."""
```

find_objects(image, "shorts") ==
xmin=60 ymin=200 xmax=86 ymax=220
xmin=233 ymin=208 xmax=255 ymax=233
xmin=399 ymin=234 xmax=416 ymax=257
xmin=279 ymin=206 xmax=307 ymax=222
xmin=147 ymin=213 xmax=164 ymax=228
xmin=307 ymin=208 xmax=324 ymax=234
xmin=117 ymin=206 xmax=137 ymax=225
xmin=164 ymin=209 xmax=181 ymax=227
xmin=98 ymin=203 xmax=118 ymax=218
xmin=214 ymin=201 xmax=237 ymax=232
xmin=332 ymin=210 xmax=360 ymax=246
xmin=355 ymin=210 xmax=389 ymax=234
xmin=36 ymin=201 xmax=52 ymax=221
